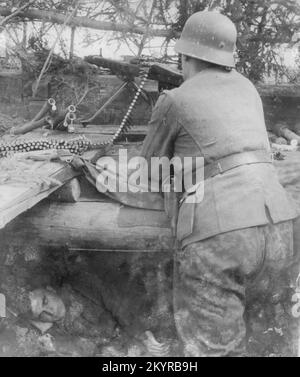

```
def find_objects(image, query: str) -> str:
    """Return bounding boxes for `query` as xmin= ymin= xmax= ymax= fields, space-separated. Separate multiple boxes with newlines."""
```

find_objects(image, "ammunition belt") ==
xmin=0 ymin=70 xmax=149 ymax=158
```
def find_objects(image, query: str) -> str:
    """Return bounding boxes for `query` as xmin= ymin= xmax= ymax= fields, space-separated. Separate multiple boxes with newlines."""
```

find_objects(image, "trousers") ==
xmin=173 ymin=220 xmax=296 ymax=356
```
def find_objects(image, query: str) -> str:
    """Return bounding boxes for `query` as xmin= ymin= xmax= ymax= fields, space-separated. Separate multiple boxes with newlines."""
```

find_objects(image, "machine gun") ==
xmin=5 ymin=57 xmax=184 ymax=157
xmin=77 ymin=55 xmax=184 ymax=159
xmin=84 ymin=55 xmax=183 ymax=91
xmin=82 ymin=55 xmax=183 ymax=128
xmin=148 ymin=63 xmax=183 ymax=90
xmin=84 ymin=56 xmax=141 ymax=81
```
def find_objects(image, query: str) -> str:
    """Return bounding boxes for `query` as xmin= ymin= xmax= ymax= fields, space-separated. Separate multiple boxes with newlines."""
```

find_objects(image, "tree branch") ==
xmin=32 ymin=1 xmax=80 ymax=98
xmin=0 ymin=6 xmax=175 ymax=38
xmin=0 ymin=0 xmax=36 ymax=27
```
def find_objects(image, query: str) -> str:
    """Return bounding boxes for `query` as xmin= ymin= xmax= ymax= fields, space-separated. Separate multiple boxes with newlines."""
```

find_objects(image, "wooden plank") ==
xmin=0 ymin=126 xmax=143 ymax=230
xmin=0 ymin=160 xmax=61 ymax=210
xmin=2 ymin=151 xmax=299 ymax=253
xmin=0 ymin=162 xmax=78 ymax=229
xmin=1 ymin=124 xmax=148 ymax=142
xmin=1 ymin=128 xmax=112 ymax=144
xmin=2 ymin=201 xmax=173 ymax=252
xmin=74 ymin=124 xmax=148 ymax=135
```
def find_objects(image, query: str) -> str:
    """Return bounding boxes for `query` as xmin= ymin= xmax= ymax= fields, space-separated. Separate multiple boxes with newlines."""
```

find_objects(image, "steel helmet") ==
xmin=175 ymin=11 xmax=237 ymax=68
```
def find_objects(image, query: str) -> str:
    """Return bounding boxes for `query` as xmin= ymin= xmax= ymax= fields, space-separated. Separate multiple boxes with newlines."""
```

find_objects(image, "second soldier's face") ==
xmin=29 ymin=288 xmax=66 ymax=323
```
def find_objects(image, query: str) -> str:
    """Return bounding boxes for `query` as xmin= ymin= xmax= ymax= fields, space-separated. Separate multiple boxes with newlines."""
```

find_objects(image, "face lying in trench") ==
xmin=29 ymin=288 xmax=66 ymax=323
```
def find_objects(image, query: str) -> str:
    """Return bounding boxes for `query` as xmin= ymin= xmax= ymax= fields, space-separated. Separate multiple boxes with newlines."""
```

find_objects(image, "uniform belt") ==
xmin=181 ymin=150 xmax=272 ymax=204
xmin=203 ymin=150 xmax=272 ymax=180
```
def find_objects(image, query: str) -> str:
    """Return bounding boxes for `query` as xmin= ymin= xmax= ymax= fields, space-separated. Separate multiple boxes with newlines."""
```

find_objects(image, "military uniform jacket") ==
xmin=141 ymin=68 xmax=298 ymax=246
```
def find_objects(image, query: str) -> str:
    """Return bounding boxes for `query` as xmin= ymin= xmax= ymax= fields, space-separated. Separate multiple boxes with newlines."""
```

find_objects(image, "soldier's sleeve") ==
xmin=141 ymin=91 xmax=178 ymax=162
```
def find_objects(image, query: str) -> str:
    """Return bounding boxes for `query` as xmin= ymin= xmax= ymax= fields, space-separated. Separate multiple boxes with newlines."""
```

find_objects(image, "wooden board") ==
xmin=0 ymin=123 xmax=145 ymax=230
xmin=1 ymin=124 xmax=148 ymax=143
xmin=0 ymin=161 xmax=78 ymax=229
xmin=2 ymin=200 xmax=172 ymax=252
xmin=1 ymin=151 xmax=299 ymax=252
xmin=75 ymin=124 xmax=148 ymax=136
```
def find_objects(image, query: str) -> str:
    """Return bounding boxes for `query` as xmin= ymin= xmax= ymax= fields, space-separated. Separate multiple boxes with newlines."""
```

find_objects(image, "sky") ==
xmin=0 ymin=24 xmax=172 ymax=60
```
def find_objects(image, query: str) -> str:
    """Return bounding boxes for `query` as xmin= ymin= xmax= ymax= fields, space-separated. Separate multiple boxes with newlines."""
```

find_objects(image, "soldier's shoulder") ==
xmin=155 ymin=89 xmax=178 ymax=109
xmin=160 ymin=88 xmax=179 ymax=99
xmin=232 ymin=70 xmax=258 ymax=91
xmin=162 ymin=85 xmax=189 ymax=104
xmin=150 ymin=90 xmax=177 ymax=122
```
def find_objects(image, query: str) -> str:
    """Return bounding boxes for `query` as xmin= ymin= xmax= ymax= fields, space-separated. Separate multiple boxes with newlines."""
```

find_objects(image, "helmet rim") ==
xmin=175 ymin=39 xmax=236 ymax=68
xmin=175 ymin=11 xmax=237 ymax=68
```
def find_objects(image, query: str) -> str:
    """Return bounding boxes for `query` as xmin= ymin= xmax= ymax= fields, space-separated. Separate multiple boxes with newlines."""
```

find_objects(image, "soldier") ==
xmin=140 ymin=11 xmax=299 ymax=356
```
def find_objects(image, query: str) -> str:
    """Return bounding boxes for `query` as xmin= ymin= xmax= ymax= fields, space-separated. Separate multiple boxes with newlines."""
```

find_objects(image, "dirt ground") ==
xmin=0 ymin=238 xmax=298 ymax=357
xmin=0 ymin=241 xmax=178 ymax=357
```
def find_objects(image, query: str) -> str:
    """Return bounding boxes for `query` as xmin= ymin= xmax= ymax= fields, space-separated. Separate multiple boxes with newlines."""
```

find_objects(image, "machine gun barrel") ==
xmin=84 ymin=56 xmax=184 ymax=89
xmin=84 ymin=55 xmax=141 ymax=81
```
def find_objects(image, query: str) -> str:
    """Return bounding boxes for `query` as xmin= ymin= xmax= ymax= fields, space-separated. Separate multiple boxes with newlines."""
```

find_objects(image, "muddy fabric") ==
xmin=173 ymin=220 xmax=294 ymax=357
xmin=141 ymin=68 xmax=298 ymax=244
xmin=71 ymin=156 xmax=165 ymax=210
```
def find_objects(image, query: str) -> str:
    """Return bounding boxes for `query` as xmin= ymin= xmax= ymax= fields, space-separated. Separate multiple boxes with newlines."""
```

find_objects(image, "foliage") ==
xmin=170 ymin=0 xmax=300 ymax=82
xmin=1 ymin=0 xmax=300 ymax=82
